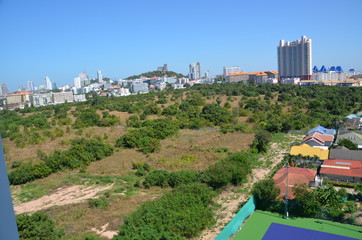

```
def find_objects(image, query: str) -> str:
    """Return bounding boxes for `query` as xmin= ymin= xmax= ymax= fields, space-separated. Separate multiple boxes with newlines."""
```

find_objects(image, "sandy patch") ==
xmin=91 ymin=223 xmax=118 ymax=239
xmin=14 ymin=184 xmax=113 ymax=214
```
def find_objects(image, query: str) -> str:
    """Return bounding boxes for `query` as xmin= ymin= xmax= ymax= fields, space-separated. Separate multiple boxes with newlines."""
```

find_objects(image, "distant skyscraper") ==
xmin=52 ymin=82 xmax=57 ymax=90
xmin=79 ymin=72 xmax=89 ymax=87
xmin=45 ymin=76 xmax=52 ymax=90
xmin=97 ymin=70 xmax=103 ymax=83
xmin=74 ymin=77 xmax=81 ymax=88
xmin=205 ymin=71 xmax=210 ymax=79
xmin=278 ymin=35 xmax=312 ymax=80
xmin=189 ymin=62 xmax=201 ymax=80
xmin=1 ymin=83 xmax=9 ymax=95
xmin=27 ymin=81 xmax=34 ymax=91
xmin=163 ymin=64 xmax=168 ymax=72
xmin=74 ymin=72 xmax=89 ymax=88
xmin=223 ymin=66 xmax=241 ymax=76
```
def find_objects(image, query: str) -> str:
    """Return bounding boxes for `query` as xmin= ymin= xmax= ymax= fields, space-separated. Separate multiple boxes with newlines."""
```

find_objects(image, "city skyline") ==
xmin=1 ymin=0 xmax=362 ymax=91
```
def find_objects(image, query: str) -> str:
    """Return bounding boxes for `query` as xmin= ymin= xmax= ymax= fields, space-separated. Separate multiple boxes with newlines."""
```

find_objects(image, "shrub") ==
xmin=144 ymin=170 xmax=170 ymax=188
xmin=168 ymin=171 xmax=199 ymax=188
xmin=17 ymin=212 xmax=64 ymax=240
xmin=88 ymin=196 xmax=109 ymax=209
xmin=11 ymin=161 xmax=22 ymax=169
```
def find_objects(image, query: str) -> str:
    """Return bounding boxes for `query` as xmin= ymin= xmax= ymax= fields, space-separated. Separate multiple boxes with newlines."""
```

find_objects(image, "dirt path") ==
xmin=14 ymin=184 xmax=114 ymax=214
xmin=199 ymin=135 xmax=300 ymax=240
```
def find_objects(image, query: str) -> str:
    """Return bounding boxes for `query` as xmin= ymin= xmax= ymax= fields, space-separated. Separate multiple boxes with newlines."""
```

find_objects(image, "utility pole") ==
xmin=284 ymin=162 xmax=289 ymax=219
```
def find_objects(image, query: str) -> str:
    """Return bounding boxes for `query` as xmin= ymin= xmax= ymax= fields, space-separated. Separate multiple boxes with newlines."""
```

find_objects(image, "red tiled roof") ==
xmin=273 ymin=167 xmax=316 ymax=199
xmin=320 ymin=159 xmax=362 ymax=178
xmin=303 ymin=132 xmax=334 ymax=146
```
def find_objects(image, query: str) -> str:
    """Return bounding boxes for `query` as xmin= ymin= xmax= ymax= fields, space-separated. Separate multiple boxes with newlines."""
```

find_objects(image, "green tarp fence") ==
xmin=215 ymin=196 xmax=255 ymax=240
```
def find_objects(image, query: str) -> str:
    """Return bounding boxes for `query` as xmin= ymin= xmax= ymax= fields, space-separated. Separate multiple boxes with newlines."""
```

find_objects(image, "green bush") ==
xmin=17 ymin=212 xmax=64 ymax=240
xmin=144 ymin=170 xmax=170 ymax=188
xmin=114 ymin=183 xmax=215 ymax=239
xmin=88 ymin=196 xmax=110 ymax=209
xmin=168 ymin=171 xmax=199 ymax=187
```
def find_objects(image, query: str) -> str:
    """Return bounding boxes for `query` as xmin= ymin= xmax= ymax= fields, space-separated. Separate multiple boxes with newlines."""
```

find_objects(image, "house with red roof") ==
xmin=320 ymin=159 xmax=362 ymax=184
xmin=273 ymin=167 xmax=317 ymax=199
xmin=302 ymin=132 xmax=334 ymax=147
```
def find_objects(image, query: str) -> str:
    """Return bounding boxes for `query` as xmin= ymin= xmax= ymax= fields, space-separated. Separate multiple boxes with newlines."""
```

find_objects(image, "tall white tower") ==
xmin=45 ymin=76 xmax=52 ymax=90
xmin=278 ymin=36 xmax=312 ymax=80
xmin=97 ymin=70 xmax=103 ymax=83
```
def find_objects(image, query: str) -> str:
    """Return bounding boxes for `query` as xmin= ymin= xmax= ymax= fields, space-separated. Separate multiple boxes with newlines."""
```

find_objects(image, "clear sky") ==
xmin=0 ymin=0 xmax=361 ymax=91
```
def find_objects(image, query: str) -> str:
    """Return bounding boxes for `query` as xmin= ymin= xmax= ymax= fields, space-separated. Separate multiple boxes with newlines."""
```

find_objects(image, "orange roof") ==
xmin=248 ymin=71 xmax=266 ymax=75
xmin=273 ymin=167 xmax=316 ymax=199
xmin=10 ymin=92 xmax=33 ymax=96
xmin=229 ymin=72 xmax=248 ymax=76
xmin=320 ymin=159 xmax=362 ymax=178
xmin=303 ymin=132 xmax=334 ymax=146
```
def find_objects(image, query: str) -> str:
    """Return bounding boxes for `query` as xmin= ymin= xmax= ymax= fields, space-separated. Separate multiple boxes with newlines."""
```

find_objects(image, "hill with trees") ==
xmin=125 ymin=70 xmax=186 ymax=79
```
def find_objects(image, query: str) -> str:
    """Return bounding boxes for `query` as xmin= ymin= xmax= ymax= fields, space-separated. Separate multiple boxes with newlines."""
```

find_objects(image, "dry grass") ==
xmin=43 ymin=188 xmax=166 ymax=239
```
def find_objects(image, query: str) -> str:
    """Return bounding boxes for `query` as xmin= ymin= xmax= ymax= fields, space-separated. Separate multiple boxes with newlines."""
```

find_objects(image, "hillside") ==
xmin=125 ymin=70 xmax=186 ymax=79
xmin=2 ymin=83 xmax=362 ymax=239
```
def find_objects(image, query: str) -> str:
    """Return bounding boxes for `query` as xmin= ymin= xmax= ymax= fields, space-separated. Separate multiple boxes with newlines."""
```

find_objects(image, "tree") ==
xmin=17 ymin=212 xmax=64 ymax=240
xmin=252 ymin=179 xmax=280 ymax=211
xmin=292 ymin=184 xmax=321 ymax=218
xmin=337 ymin=139 xmax=358 ymax=150
xmin=252 ymin=130 xmax=271 ymax=153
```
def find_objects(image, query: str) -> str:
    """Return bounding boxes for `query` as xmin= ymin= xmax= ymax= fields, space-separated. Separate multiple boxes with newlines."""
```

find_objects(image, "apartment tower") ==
xmin=278 ymin=36 xmax=312 ymax=80
xmin=189 ymin=62 xmax=201 ymax=80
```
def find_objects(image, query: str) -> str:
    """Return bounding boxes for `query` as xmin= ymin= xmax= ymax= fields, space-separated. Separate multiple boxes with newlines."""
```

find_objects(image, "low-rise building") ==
xmin=290 ymin=144 xmax=329 ymax=160
xmin=52 ymin=92 xmax=74 ymax=104
xmin=302 ymin=132 xmax=334 ymax=147
xmin=74 ymin=94 xmax=87 ymax=102
xmin=273 ymin=167 xmax=317 ymax=199
xmin=226 ymin=72 xmax=249 ymax=83
xmin=336 ymin=130 xmax=362 ymax=149
xmin=320 ymin=159 xmax=362 ymax=183
xmin=131 ymin=80 xmax=149 ymax=93
xmin=329 ymin=147 xmax=362 ymax=161
xmin=32 ymin=93 xmax=52 ymax=106
xmin=6 ymin=92 xmax=32 ymax=104
xmin=307 ymin=126 xmax=336 ymax=136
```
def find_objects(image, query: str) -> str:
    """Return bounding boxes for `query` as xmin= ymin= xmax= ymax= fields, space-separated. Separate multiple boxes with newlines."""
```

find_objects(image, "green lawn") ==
xmin=234 ymin=211 xmax=362 ymax=240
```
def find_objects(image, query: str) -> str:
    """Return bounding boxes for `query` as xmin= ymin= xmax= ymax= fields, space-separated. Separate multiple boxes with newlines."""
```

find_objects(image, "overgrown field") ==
xmin=3 ymin=83 xmax=362 ymax=239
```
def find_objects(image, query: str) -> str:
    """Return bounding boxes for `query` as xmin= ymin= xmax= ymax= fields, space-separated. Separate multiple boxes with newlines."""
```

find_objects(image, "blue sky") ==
xmin=0 ymin=0 xmax=361 ymax=91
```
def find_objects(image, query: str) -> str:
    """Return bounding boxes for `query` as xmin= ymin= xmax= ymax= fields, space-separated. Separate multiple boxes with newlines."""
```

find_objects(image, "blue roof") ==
xmin=345 ymin=114 xmax=361 ymax=119
xmin=336 ymin=66 xmax=343 ymax=72
xmin=349 ymin=69 xmax=355 ymax=72
xmin=329 ymin=66 xmax=336 ymax=71
xmin=312 ymin=66 xmax=319 ymax=72
xmin=319 ymin=65 xmax=327 ymax=72
xmin=308 ymin=125 xmax=336 ymax=135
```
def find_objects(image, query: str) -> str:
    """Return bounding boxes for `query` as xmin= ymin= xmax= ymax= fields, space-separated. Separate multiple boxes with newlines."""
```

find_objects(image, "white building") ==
xmin=97 ymin=70 xmax=103 ymax=83
xmin=45 ymin=76 xmax=52 ymax=90
xmin=74 ymin=94 xmax=87 ymax=102
xmin=189 ymin=62 xmax=201 ymax=80
xmin=281 ymin=78 xmax=300 ymax=85
xmin=74 ymin=77 xmax=82 ymax=88
xmin=223 ymin=66 xmax=241 ymax=77
xmin=278 ymin=36 xmax=312 ymax=80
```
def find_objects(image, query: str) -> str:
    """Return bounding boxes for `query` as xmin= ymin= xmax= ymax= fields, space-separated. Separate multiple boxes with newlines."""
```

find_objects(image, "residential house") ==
xmin=307 ymin=125 xmax=336 ymax=136
xmin=290 ymin=144 xmax=329 ymax=160
xmin=320 ymin=159 xmax=362 ymax=183
xmin=336 ymin=130 xmax=362 ymax=149
xmin=329 ymin=147 xmax=362 ymax=161
xmin=302 ymin=132 xmax=334 ymax=148
xmin=273 ymin=167 xmax=317 ymax=199
xmin=345 ymin=117 xmax=362 ymax=130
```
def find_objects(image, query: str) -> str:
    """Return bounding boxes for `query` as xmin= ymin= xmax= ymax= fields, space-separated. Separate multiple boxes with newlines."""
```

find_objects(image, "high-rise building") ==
xmin=189 ymin=62 xmax=201 ymax=80
xmin=45 ymin=76 xmax=52 ymax=90
xmin=1 ymin=83 xmax=9 ymax=95
xmin=27 ymin=81 xmax=34 ymax=91
xmin=97 ymin=70 xmax=103 ymax=83
xmin=223 ymin=66 xmax=241 ymax=76
xmin=74 ymin=72 xmax=89 ymax=88
xmin=74 ymin=77 xmax=81 ymax=88
xmin=278 ymin=36 xmax=312 ymax=80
